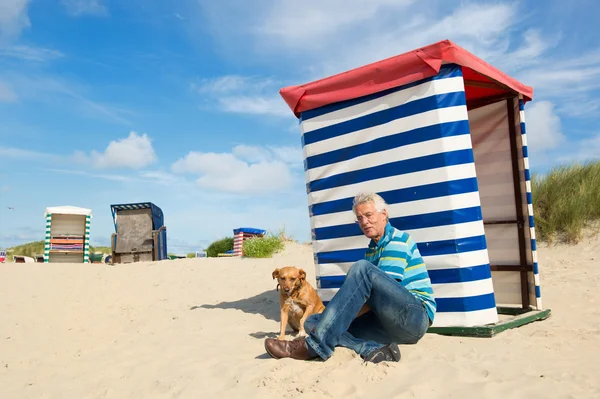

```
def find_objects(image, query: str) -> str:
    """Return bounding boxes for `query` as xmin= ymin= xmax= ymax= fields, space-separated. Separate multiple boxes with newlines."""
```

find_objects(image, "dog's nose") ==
xmin=284 ymin=287 xmax=290 ymax=292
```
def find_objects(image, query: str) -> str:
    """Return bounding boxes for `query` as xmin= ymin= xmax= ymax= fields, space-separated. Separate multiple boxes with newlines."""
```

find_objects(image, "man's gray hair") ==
xmin=352 ymin=192 xmax=388 ymax=216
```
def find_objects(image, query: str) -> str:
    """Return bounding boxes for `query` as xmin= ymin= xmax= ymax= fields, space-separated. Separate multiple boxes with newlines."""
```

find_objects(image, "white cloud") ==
xmin=171 ymin=145 xmax=299 ymax=194
xmin=319 ymin=2 xmax=522 ymax=75
xmin=45 ymin=168 xmax=190 ymax=187
xmin=46 ymin=168 xmax=139 ymax=182
xmin=194 ymin=75 xmax=290 ymax=117
xmin=557 ymin=98 xmax=600 ymax=118
xmin=0 ymin=81 xmax=17 ymax=102
xmin=524 ymin=101 xmax=565 ymax=151
xmin=267 ymin=145 xmax=304 ymax=166
xmin=558 ymin=135 xmax=600 ymax=164
xmin=232 ymin=144 xmax=303 ymax=166
xmin=258 ymin=0 xmax=414 ymax=50
xmin=61 ymin=0 xmax=108 ymax=17
xmin=83 ymin=132 xmax=157 ymax=169
xmin=517 ymin=56 xmax=600 ymax=97
xmin=195 ymin=1 xmax=598 ymax=109
xmin=0 ymin=45 xmax=64 ymax=61
xmin=231 ymin=144 xmax=272 ymax=163
xmin=0 ymin=72 xmax=132 ymax=125
xmin=138 ymin=170 xmax=190 ymax=187
xmin=0 ymin=146 xmax=58 ymax=160
xmin=193 ymin=75 xmax=276 ymax=94
xmin=217 ymin=96 xmax=290 ymax=117
xmin=0 ymin=0 xmax=31 ymax=40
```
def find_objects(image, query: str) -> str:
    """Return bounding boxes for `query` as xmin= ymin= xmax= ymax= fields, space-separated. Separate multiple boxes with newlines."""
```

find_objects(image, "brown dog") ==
xmin=272 ymin=266 xmax=325 ymax=340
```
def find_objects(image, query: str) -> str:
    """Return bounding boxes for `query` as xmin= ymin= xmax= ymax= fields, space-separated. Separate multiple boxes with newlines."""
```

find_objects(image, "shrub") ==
xmin=206 ymin=237 xmax=234 ymax=257
xmin=532 ymin=160 xmax=600 ymax=243
xmin=242 ymin=234 xmax=285 ymax=258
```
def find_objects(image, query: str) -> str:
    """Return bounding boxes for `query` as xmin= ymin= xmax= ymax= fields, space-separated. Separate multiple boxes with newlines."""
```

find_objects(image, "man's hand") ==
xmin=356 ymin=304 xmax=371 ymax=318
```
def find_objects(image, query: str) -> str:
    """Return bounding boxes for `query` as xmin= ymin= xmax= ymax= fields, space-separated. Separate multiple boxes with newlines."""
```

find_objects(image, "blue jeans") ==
xmin=305 ymin=260 xmax=430 ymax=360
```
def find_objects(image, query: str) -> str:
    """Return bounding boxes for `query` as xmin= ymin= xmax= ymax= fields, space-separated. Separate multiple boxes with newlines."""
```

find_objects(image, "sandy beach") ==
xmin=1 ymin=238 xmax=599 ymax=399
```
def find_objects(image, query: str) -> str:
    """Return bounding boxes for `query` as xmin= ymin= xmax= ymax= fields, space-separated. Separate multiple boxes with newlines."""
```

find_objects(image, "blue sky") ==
xmin=0 ymin=0 xmax=599 ymax=253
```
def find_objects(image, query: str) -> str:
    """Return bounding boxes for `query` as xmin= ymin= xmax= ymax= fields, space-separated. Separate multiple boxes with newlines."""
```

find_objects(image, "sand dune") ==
xmin=1 ymin=238 xmax=599 ymax=398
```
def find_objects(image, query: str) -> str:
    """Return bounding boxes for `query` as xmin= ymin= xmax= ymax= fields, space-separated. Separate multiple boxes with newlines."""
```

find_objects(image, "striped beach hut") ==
xmin=44 ymin=206 xmax=92 ymax=263
xmin=279 ymin=40 xmax=548 ymax=331
xmin=233 ymin=227 xmax=266 ymax=256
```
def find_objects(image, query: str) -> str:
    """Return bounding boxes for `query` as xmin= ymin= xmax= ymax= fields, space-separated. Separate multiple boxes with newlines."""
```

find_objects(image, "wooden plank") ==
xmin=51 ymin=238 xmax=84 ymax=244
xmin=427 ymin=308 xmax=551 ymax=337
xmin=467 ymin=93 xmax=515 ymax=111
xmin=464 ymin=78 xmax=513 ymax=91
xmin=507 ymin=99 xmax=530 ymax=309
xmin=497 ymin=306 xmax=531 ymax=316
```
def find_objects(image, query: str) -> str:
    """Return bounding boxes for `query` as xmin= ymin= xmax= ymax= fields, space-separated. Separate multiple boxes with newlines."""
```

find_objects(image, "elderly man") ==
xmin=264 ymin=192 xmax=436 ymax=363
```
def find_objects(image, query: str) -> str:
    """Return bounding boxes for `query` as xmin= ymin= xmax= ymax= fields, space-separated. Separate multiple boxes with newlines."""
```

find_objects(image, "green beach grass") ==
xmin=531 ymin=160 xmax=600 ymax=243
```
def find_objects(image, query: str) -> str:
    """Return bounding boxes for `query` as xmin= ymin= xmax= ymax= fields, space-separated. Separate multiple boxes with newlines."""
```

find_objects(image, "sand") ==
xmin=1 ymin=238 xmax=600 ymax=399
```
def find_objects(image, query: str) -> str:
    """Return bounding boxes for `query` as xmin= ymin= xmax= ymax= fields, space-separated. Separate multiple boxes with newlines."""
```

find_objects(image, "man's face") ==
xmin=354 ymin=201 xmax=387 ymax=241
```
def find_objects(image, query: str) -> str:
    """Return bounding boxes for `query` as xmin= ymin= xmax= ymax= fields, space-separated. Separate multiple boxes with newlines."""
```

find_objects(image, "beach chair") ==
xmin=89 ymin=253 xmax=104 ymax=263
xmin=110 ymin=202 xmax=168 ymax=264
xmin=13 ymin=255 xmax=35 ymax=263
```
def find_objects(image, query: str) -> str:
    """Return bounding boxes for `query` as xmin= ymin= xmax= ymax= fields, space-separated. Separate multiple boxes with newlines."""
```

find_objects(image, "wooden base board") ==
xmin=427 ymin=308 xmax=552 ymax=338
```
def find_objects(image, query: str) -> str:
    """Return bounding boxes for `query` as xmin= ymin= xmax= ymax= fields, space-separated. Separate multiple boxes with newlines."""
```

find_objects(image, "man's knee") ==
xmin=348 ymin=259 xmax=373 ymax=276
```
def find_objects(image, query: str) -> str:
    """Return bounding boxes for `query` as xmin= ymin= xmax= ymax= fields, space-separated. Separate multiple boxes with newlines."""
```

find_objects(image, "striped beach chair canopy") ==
xmin=233 ymin=227 xmax=266 ymax=235
xmin=110 ymin=202 xmax=164 ymax=231
xmin=280 ymin=40 xmax=540 ymax=328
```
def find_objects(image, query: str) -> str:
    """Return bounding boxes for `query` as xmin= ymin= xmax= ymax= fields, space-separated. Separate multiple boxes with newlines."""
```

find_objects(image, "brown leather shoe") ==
xmin=264 ymin=337 xmax=317 ymax=360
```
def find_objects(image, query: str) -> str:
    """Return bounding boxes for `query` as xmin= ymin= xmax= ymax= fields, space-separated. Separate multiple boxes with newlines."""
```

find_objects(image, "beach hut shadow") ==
xmin=190 ymin=289 xmax=280 ymax=323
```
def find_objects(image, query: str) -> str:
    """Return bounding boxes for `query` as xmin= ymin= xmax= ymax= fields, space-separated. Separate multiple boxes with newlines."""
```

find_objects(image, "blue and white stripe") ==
xmin=519 ymin=97 xmax=542 ymax=310
xmin=299 ymin=64 xmax=498 ymax=327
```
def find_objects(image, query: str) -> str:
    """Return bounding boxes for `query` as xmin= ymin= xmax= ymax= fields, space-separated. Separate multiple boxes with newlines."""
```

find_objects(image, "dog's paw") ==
xmin=298 ymin=330 xmax=307 ymax=337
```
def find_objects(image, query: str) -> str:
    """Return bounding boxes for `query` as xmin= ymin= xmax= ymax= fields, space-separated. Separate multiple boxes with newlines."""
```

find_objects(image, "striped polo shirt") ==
xmin=365 ymin=222 xmax=436 ymax=323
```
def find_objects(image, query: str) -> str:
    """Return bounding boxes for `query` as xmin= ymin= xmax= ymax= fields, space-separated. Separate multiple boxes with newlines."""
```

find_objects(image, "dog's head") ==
xmin=272 ymin=266 xmax=306 ymax=296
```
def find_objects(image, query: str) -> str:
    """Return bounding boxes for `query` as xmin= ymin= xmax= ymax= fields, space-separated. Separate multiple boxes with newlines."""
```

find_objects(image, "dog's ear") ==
xmin=298 ymin=268 xmax=307 ymax=281
xmin=272 ymin=268 xmax=280 ymax=280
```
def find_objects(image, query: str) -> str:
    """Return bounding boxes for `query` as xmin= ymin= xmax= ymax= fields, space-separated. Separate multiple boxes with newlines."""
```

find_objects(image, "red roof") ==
xmin=280 ymin=40 xmax=534 ymax=117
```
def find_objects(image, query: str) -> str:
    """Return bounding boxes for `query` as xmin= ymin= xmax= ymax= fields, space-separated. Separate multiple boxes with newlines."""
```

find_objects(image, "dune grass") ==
xmin=241 ymin=228 xmax=291 ymax=258
xmin=532 ymin=160 xmax=600 ymax=243
xmin=242 ymin=234 xmax=285 ymax=258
